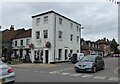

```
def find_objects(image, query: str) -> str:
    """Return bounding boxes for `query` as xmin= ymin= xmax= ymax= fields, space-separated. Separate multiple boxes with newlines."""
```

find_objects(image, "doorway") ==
xmin=65 ymin=49 xmax=68 ymax=60
xmin=45 ymin=50 xmax=49 ymax=63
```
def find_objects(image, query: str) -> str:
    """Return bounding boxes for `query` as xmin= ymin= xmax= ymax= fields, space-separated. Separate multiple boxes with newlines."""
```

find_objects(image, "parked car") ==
xmin=0 ymin=61 xmax=15 ymax=84
xmin=74 ymin=55 xmax=105 ymax=73
xmin=112 ymin=54 xmax=120 ymax=57
xmin=71 ymin=53 xmax=84 ymax=63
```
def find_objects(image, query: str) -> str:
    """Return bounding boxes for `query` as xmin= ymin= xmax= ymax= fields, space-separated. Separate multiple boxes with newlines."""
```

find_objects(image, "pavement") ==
xmin=9 ymin=63 xmax=57 ymax=68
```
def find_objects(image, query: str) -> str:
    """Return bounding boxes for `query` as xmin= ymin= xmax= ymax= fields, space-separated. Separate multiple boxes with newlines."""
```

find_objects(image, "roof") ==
xmin=13 ymin=29 xmax=32 ymax=39
xmin=32 ymin=10 xmax=81 ymax=26
xmin=81 ymin=38 xmax=103 ymax=51
xmin=2 ymin=28 xmax=25 ymax=42
xmin=96 ymin=40 xmax=109 ymax=45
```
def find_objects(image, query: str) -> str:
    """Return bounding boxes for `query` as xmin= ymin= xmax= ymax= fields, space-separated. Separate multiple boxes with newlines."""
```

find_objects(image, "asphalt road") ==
xmin=14 ymin=57 xmax=119 ymax=82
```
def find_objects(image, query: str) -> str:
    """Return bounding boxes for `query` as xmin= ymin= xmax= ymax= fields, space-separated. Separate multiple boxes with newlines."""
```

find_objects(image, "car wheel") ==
xmin=92 ymin=66 xmax=97 ymax=73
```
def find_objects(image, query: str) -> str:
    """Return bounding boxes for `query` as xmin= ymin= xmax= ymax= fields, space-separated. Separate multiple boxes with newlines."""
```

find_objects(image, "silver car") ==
xmin=0 ymin=61 xmax=15 ymax=84
xmin=74 ymin=55 xmax=105 ymax=73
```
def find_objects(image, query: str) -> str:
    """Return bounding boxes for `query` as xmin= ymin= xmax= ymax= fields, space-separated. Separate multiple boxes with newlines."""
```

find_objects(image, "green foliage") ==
xmin=114 ymin=50 xmax=120 ymax=54
xmin=110 ymin=38 xmax=119 ymax=53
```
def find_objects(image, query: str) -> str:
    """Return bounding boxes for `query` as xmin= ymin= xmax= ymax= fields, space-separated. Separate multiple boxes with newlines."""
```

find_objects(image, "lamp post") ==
xmin=79 ymin=26 xmax=84 ymax=53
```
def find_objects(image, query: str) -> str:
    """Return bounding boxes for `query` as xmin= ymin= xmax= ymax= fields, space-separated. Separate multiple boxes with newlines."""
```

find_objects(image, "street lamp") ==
xmin=79 ymin=26 xmax=84 ymax=53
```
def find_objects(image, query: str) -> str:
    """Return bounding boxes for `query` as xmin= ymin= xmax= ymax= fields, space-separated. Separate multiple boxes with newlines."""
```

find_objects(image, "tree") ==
xmin=110 ymin=38 xmax=119 ymax=53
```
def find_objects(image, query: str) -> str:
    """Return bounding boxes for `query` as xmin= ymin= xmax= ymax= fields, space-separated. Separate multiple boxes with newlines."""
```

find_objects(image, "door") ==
xmin=20 ymin=49 xmax=23 ymax=58
xmin=45 ymin=50 xmax=49 ymax=63
xmin=65 ymin=49 xmax=68 ymax=60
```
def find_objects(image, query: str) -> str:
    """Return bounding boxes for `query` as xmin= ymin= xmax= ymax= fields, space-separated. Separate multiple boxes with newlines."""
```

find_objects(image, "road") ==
xmin=13 ymin=57 xmax=119 ymax=82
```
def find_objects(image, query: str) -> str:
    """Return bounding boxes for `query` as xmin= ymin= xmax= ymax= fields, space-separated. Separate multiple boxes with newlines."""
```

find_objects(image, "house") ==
xmin=81 ymin=38 xmax=103 ymax=56
xmin=96 ymin=38 xmax=111 ymax=56
xmin=11 ymin=29 xmax=32 ymax=62
xmin=2 ymin=25 xmax=25 ymax=61
xmin=31 ymin=10 xmax=82 ymax=64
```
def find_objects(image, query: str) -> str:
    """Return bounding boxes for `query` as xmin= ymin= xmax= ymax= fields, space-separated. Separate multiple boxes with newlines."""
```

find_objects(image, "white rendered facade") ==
xmin=12 ymin=37 xmax=31 ymax=59
xmin=31 ymin=11 xmax=81 ymax=63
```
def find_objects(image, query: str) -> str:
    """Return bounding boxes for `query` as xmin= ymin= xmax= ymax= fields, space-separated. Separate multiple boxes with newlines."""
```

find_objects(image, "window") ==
xmin=59 ymin=18 xmax=62 ymax=25
xmin=58 ymin=49 xmax=62 ymax=60
xmin=77 ymin=36 xmax=79 ymax=42
xmin=70 ymin=23 xmax=73 ymax=29
xmin=77 ymin=50 xmax=79 ymax=53
xmin=44 ymin=16 xmax=48 ymax=23
xmin=77 ymin=25 xmax=79 ymax=31
xmin=15 ymin=41 xmax=17 ymax=46
xmin=26 ymin=39 xmax=30 ymax=45
xmin=20 ymin=40 xmax=23 ymax=46
xmin=43 ymin=30 xmax=48 ymax=38
xmin=70 ymin=34 xmax=73 ymax=41
xmin=58 ymin=31 xmax=62 ymax=39
xmin=70 ymin=50 xmax=73 ymax=54
xmin=36 ymin=18 xmax=40 ymax=26
xmin=36 ymin=31 xmax=40 ymax=39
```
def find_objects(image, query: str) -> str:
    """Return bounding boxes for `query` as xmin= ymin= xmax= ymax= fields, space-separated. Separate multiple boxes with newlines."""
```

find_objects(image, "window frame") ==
xmin=36 ymin=18 xmax=40 ymax=26
xmin=59 ymin=18 xmax=62 ymax=25
xmin=43 ymin=30 xmax=48 ymax=39
xmin=44 ymin=16 xmax=48 ymax=24
xmin=36 ymin=31 xmax=40 ymax=39
xmin=58 ymin=31 xmax=62 ymax=39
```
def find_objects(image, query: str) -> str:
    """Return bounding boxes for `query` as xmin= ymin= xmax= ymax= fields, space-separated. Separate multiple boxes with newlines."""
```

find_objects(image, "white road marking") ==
xmin=81 ymin=74 xmax=93 ymax=78
xmin=39 ymin=71 xmax=46 ymax=73
xmin=61 ymin=72 xmax=70 ymax=75
xmin=49 ymin=71 xmax=60 ymax=74
xmin=114 ymin=67 xmax=120 ymax=74
xmin=94 ymin=76 xmax=106 ymax=79
xmin=24 ymin=69 xmax=30 ymax=71
xmin=69 ymin=73 xmax=82 ymax=76
xmin=34 ymin=71 xmax=39 ymax=72
xmin=53 ymin=68 xmax=73 ymax=72
xmin=108 ymin=77 xmax=119 ymax=81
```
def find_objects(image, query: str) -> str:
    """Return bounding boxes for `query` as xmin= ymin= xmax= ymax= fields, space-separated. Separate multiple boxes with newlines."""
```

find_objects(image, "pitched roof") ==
xmin=81 ymin=38 xmax=103 ymax=51
xmin=2 ymin=28 xmax=25 ymax=42
xmin=13 ymin=29 xmax=32 ymax=39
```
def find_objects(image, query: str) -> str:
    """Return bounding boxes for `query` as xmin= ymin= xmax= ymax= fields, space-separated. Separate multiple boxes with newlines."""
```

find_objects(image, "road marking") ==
xmin=34 ymin=71 xmax=38 ymax=72
xmin=69 ymin=73 xmax=82 ymax=76
xmin=49 ymin=71 xmax=60 ymax=74
xmin=81 ymin=74 xmax=93 ymax=78
xmin=108 ymin=77 xmax=119 ymax=81
xmin=53 ymin=68 xmax=73 ymax=72
xmin=39 ymin=71 xmax=46 ymax=73
xmin=94 ymin=76 xmax=106 ymax=79
xmin=114 ymin=67 xmax=120 ymax=74
xmin=61 ymin=72 xmax=70 ymax=75
xmin=24 ymin=69 xmax=30 ymax=71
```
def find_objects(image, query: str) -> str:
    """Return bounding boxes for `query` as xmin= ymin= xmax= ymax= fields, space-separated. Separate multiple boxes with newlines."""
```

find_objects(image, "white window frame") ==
xmin=58 ymin=31 xmax=62 ymax=39
xmin=44 ymin=16 xmax=48 ymax=24
xmin=59 ymin=18 xmax=62 ymax=25
xmin=43 ymin=30 xmax=48 ymax=39
xmin=36 ymin=18 xmax=40 ymax=26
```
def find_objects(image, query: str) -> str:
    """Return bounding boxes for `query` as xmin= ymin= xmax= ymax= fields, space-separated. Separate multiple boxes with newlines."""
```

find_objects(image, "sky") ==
xmin=0 ymin=0 xmax=119 ymax=42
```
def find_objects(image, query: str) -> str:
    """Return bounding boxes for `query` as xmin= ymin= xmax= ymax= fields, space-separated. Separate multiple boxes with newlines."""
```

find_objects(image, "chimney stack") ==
xmin=103 ymin=37 xmax=106 ymax=41
xmin=10 ymin=25 xmax=14 ymax=31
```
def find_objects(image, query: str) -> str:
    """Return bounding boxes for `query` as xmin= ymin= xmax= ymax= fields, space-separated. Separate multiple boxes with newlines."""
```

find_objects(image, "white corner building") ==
xmin=31 ymin=10 xmax=81 ymax=64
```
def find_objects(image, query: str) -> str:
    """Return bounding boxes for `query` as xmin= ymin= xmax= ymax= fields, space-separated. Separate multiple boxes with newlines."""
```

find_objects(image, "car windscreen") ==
xmin=80 ymin=55 xmax=95 ymax=62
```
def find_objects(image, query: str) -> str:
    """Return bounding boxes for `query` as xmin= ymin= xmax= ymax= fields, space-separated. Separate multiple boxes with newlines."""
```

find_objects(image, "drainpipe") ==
xmin=53 ymin=13 xmax=56 ymax=64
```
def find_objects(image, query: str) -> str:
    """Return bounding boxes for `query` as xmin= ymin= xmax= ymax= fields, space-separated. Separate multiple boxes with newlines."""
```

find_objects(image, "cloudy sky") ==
xmin=1 ymin=0 xmax=118 ymax=42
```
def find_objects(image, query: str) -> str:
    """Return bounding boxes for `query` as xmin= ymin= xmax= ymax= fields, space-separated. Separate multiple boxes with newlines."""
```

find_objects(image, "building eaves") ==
xmin=32 ymin=10 xmax=81 ymax=26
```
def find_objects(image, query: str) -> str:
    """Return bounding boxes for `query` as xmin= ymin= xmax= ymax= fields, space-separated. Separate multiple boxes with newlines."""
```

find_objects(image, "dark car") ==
xmin=74 ymin=55 xmax=105 ymax=73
